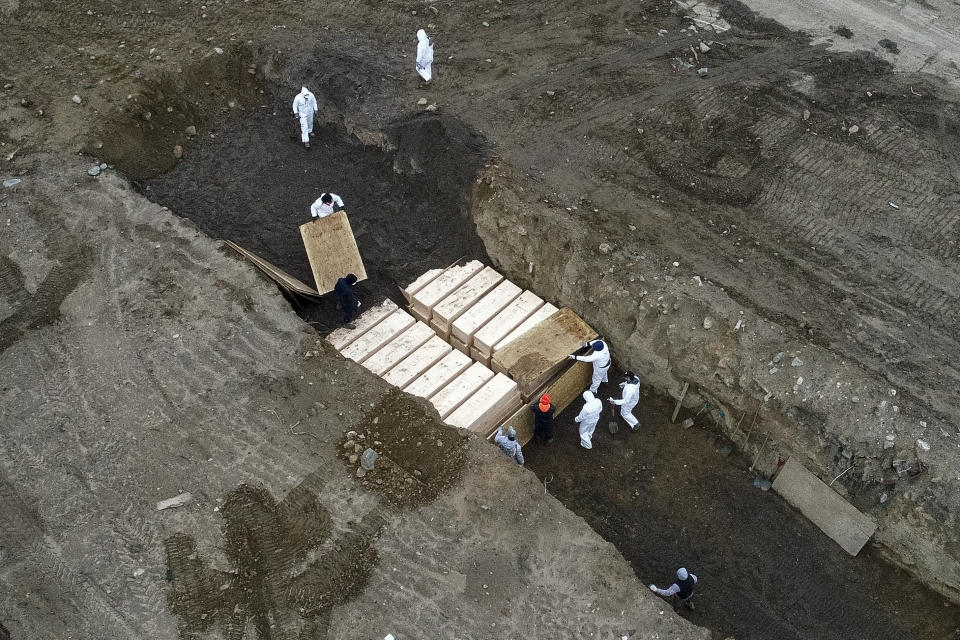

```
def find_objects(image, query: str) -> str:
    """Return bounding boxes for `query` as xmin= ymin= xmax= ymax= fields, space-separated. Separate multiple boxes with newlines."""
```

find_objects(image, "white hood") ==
xmin=417 ymin=29 xmax=429 ymax=44
xmin=582 ymin=391 xmax=595 ymax=402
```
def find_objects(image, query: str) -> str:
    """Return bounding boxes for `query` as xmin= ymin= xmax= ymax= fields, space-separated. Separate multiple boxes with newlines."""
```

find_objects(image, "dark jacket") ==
xmin=334 ymin=277 xmax=357 ymax=306
xmin=531 ymin=403 xmax=555 ymax=434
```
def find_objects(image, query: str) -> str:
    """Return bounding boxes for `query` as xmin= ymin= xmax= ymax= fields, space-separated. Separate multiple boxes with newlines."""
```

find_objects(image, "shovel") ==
xmin=607 ymin=400 xmax=619 ymax=434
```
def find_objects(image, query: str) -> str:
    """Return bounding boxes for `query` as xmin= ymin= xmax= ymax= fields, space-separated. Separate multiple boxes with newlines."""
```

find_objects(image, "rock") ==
xmin=546 ymin=90 xmax=555 ymax=96
xmin=361 ymin=448 xmax=379 ymax=470
xmin=87 ymin=165 xmax=101 ymax=177
xmin=482 ymin=21 xmax=490 ymax=27
xmin=425 ymin=103 xmax=438 ymax=112
xmin=133 ymin=568 xmax=145 ymax=578
xmin=343 ymin=439 xmax=355 ymax=449
xmin=156 ymin=492 xmax=192 ymax=511
xmin=697 ymin=67 xmax=708 ymax=77
xmin=3 ymin=178 xmax=22 ymax=188
xmin=598 ymin=243 xmax=611 ymax=254
xmin=19 ymin=97 xmax=33 ymax=108
xmin=348 ymin=454 xmax=358 ymax=464
xmin=99 ymin=163 xmax=107 ymax=169
xmin=185 ymin=125 xmax=197 ymax=136
xmin=753 ymin=477 xmax=772 ymax=491
xmin=356 ymin=466 xmax=367 ymax=478
xmin=802 ymin=109 xmax=810 ymax=121
xmin=791 ymin=357 xmax=803 ymax=367
xmin=879 ymin=492 xmax=888 ymax=504
xmin=699 ymin=41 xmax=711 ymax=52
xmin=771 ymin=352 xmax=784 ymax=364
xmin=916 ymin=439 xmax=930 ymax=452
xmin=72 ymin=94 xmax=82 ymax=104
xmin=848 ymin=124 xmax=859 ymax=134
xmin=214 ymin=47 xmax=224 ymax=54
xmin=417 ymin=97 xmax=428 ymax=105
xmin=702 ymin=316 xmax=714 ymax=330
xmin=173 ymin=145 xmax=183 ymax=159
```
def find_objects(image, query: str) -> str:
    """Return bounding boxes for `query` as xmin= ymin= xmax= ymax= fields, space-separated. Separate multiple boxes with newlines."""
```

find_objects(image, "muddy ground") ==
xmin=4 ymin=0 xmax=960 ymax=637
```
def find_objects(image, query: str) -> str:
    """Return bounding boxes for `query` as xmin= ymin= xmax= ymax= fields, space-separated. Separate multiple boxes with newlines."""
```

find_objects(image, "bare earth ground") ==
xmin=3 ymin=0 xmax=960 ymax=637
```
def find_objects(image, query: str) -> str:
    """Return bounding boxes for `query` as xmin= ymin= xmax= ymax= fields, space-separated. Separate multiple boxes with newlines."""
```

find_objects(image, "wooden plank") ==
xmin=445 ymin=374 xmax=521 ymax=434
xmin=223 ymin=240 xmax=322 ymax=299
xmin=382 ymin=335 xmax=452 ymax=389
xmin=773 ymin=458 xmax=878 ymax=556
xmin=327 ymin=299 xmax=399 ymax=351
xmin=339 ymin=310 xmax=415 ymax=364
xmin=402 ymin=268 xmax=444 ymax=303
xmin=491 ymin=307 xmax=597 ymax=395
xmin=493 ymin=404 xmax=535 ymax=447
xmin=473 ymin=290 xmax=544 ymax=356
xmin=430 ymin=362 xmax=495 ymax=419
xmin=405 ymin=349 xmax=473 ymax=399
xmin=362 ymin=321 xmax=435 ymax=377
xmin=493 ymin=303 xmax=559 ymax=353
xmin=451 ymin=280 xmax=523 ymax=346
xmin=671 ymin=382 xmax=690 ymax=423
xmin=470 ymin=346 xmax=491 ymax=368
xmin=299 ymin=212 xmax=367 ymax=295
xmin=410 ymin=260 xmax=484 ymax=319
xmin=429 ymin=266 xmax=504 ymax=335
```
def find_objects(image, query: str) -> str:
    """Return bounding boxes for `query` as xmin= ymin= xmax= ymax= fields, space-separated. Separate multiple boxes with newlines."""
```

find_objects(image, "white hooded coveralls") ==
xmin=574 ymin=340 xmax=611 ymax=393
xmin=493 ymin=427 xmax=524 ymax=465
xmin=609 ymin=377 xmax=640 ymax=429
xmin=574 ymin=391 xmax=603 ymax=449
xmin=310 ymin=193 xmax=344 ymax=218
xmin=292 ymin=87 xmax=318 ymax=143
xmin=416 ymin=29 xmax=434 ymax=82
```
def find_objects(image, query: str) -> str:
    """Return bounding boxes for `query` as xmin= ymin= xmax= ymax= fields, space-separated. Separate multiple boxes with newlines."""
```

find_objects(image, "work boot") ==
xmin=304 ymin=141 xmax=311 ymax=150
xmin=345 ymin=322 xmax=356 ymax=330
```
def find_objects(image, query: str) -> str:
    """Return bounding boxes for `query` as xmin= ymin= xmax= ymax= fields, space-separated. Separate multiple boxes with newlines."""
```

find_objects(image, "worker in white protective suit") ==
xmin=608 ymin=370 xmax=641 ymax=431
xmin=574 ymin=391 xmax=603 ymax=449
xmin=416 ymin=29 xmax=434 ymax=82
xmin=569 ymin=339 xmax=611 ymax=394
xmin=494 ymin=426 xmax=524 ymax=465
xmin=310 ymin=192 xmax=344 ymax=219
xmin=292 ymin=86 xmax=318 ymax=149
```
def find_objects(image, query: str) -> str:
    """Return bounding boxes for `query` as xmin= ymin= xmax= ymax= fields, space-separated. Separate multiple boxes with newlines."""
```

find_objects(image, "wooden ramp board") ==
xmin=405 ymin=349 xmax=473 ymax=399
xmin=495 ymin=404 xmax=535 ymax=447
xmin=493 ymin=303 xmax=559 ymax=353
xmin=772 ymin=458 xmax=877 ymax=556
xmin=473 ymin=290 xmax=544 ymax=357
xmin=429 ymin=266 xmax=504 ymax=337
xmin=339 ymin=310 xmax=415 ymax=364
xmin=402 ymin=268 xmax=444 ymax=303
xmin=451 ymin=279 xmax=523 ymax=346
xmin=410 ymin=260 xmax=485 ymax=320
xmin=445 ymin=373 xmax=522 ymax=434
xmin=327 ymin=299 xmax=399 ymax=351
xmin=491 ymin=307 xmax=597 ymax=396
xmin=299 ymin=212 xmax=367 ymax=295
xmin=430 ymin=361 xmax=495 ymax=419
xmin=223 ymin=240 xmax=323 ymax=300
xmin=362 ymin=321 xmax=435 ymax=377
xmin=382 ymin=335 xmax=452 ymax=389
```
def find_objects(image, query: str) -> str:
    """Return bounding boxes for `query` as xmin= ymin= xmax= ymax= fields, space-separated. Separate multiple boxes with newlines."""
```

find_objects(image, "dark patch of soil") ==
xmin=879 ymin=38 xmax=901 ymax=54
xmin=342 ymin=389 xmax=469 ymax=507
xmin=832 ymin=24 xmax=854 ymax=39
xmin=525 ymin=373 xmax=960 ymax=640
xmin=138 ymin=95 xmax=489 ymax=332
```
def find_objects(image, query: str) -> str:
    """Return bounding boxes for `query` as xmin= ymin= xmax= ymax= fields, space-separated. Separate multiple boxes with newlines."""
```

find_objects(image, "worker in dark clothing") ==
xmin=334 ymin=274 xmax=361 ymax=329
xmin=531 ymin=393 xmax=555 ymax=443
xmin=649 ymin=567 xmax=698 ymax=611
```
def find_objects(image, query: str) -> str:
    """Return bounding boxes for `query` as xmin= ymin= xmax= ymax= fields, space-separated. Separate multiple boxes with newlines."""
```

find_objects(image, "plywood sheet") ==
xmin=451 ymin=280 xmax=522 ymax=345
xmin=473 ymin=291 xmax=544 ymax=356
xmin=362 ymin=321 xmax=435 ymax=376
xmin=410 ymin=260 xmax=484 ymax=319
xmin=299 ymin=212 xmax=367 ymax=295
xmin=491 ymin=308 xmax=597 ymax=395
xmin=327 ymin=299 xmax=399 ymax=351
xmin=772 ymin=458 xmax=877 ymax=556
xmin=405 ymin=349 xmax=473 ymax=399
xmin=339 ymin=310 xmax=415 ymax=364
xmin=223 ymin=240 xmax=322 ymax=300
xmin=383 ymin=335 xmax=451 ymax=389
xmin=402 ymin=268 xmax=444 ymax=303
xmin=430 ymin=266 xmax=504 ymax=334
xmin=494 ymin=404 xmax=535 ymax=447
xmin=493 ymin=303 xmax=559 ymax=353
xmin=445 ymin=373 xmax=521 ymax=434
xmin=430 ymin=362 xmax=495 ymax=419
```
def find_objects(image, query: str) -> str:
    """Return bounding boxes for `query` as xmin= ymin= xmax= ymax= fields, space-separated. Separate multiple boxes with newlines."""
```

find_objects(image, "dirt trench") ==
xmin=109 ymin=47 xmax=960 ymax=640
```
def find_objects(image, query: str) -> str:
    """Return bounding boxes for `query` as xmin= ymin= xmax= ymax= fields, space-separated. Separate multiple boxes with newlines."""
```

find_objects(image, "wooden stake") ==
xmin=671 ymin=381 xmax=689 ymax=424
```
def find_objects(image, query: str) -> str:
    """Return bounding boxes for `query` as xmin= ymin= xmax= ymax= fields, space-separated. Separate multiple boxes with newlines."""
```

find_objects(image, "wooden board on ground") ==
xmin=772 ymin=458 xmax=877 ymax=556
xmin=450 ymin=280 xmax=522 ymax=346
xmin=430 ymin=362 xmax=495 ymax=419
xmin=473 ymin=291 xmax=544 ymax=357
xmin=410 ymin=260 xmax=485 ymax=320
xmin=402 ymin=268 xmax=444 ymax=303
xmin=327 ymin=299 xmax=399 ymax=351
xmin=382 ymin=335 xmax=451 ymax=389
xmin=224 ymin=240 xmax=323 ymax=300
xmin=299 ymin=212 xmax=367 ymax=295
xmin=493 ymin=303 xmax=559 ymax=353
xmin=445 ymin=373 xmax=522 ymax=434
xmin=491 ymin=307 xmax=597 ymax=396
xmin=405 ymin=349 xmax=473 ymax=399
xmin=339 ymin=310 xmax=415 ymax=364
xmin=429 ymin=266 xmax=504 ymax=336
xmin=362 ymin=321 xmax=435 ymax=376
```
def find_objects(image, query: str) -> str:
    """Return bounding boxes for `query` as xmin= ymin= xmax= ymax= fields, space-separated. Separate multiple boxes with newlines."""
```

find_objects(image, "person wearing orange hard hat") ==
xmin=531 ymin=393 xmax=555 ymax=444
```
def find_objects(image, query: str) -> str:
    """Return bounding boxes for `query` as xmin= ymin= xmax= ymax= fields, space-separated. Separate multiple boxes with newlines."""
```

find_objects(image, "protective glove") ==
xmin=649 ymin=585 xmax=657 ymax=592
xmin=356 ymin=300 xmax=362 ymax=307
xmin=568 ymin=354 xmax=577 ymax=360
xmin=580 ymin=341 xmax=590 ymax=348
xmin=416 ymin=63 xmax=423 ymax=71
xmin=607 ymin=397 xmax=615 ymax=402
